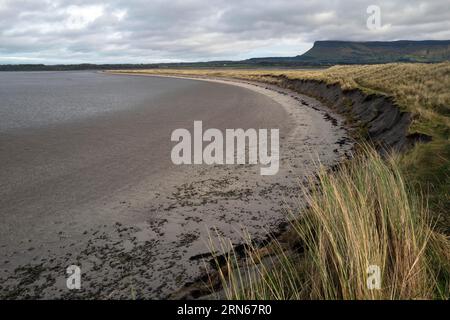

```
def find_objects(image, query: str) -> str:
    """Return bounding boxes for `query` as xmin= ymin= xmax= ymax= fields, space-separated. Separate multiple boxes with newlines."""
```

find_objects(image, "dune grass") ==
xmin=210 ymin=146 xmax=449 ymax=300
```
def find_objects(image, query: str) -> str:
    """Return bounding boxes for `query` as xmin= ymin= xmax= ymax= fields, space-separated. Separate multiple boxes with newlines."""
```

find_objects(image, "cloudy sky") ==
xmin=0 ymin=0 xmax=449 ymax=64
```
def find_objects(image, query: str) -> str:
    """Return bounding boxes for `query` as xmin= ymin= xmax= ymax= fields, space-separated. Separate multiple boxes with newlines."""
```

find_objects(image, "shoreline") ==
xmin=108 ymin=72 xmax=355 ymax=299
xmin=1 ymin=72 xmax=352 ymax=299
xmin=116 ymin=69 xmax=435 ymax=299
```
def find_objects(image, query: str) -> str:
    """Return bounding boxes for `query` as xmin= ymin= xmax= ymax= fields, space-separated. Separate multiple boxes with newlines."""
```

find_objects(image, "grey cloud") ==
xmin=0 ymin=0 xmax=449 ymax=64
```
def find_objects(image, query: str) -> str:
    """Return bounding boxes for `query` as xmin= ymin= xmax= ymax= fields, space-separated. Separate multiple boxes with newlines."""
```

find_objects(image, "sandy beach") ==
xmin=0 ymin=72 xmax=352 ymax=299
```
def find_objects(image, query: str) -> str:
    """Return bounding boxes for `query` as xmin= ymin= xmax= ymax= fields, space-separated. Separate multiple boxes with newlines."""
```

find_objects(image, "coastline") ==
xmin=116 ymin=69 xmax=441 ymax=299
xmin=1 ymin=72 xmax=352 ymax=299
xmin=107 ymin=72 xmax=355 ymax=299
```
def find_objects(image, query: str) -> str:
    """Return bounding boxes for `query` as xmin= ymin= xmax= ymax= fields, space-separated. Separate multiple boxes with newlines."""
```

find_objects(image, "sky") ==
xmin=0 ymin=0 xmax=449 ymax=64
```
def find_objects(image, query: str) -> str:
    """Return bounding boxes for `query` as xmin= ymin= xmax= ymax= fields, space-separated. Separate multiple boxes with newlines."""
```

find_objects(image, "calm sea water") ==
xmin=0 ymin=71 xmax=194 ymax=132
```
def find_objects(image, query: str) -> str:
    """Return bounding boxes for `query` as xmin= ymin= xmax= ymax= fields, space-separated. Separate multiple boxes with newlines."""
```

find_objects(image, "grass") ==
xmin=209 ymin=146 xmax=449 ymax=299
xmin=111 ymin=63 xmax=450 ymax=299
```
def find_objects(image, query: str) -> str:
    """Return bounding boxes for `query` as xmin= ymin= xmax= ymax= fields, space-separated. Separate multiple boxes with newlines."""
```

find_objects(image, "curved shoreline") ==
xmin=1 ymin=72 xmax=352 ymax=299
xmin=108 ymin=72 xmax=355 ymax=299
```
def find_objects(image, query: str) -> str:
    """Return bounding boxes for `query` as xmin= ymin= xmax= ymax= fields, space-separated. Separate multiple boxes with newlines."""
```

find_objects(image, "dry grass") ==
xmin=209 ymin=146 xmax=450 ymax=300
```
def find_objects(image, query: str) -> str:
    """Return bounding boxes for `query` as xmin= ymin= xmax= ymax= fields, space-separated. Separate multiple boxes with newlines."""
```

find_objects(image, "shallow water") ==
xmin=0 ymin=71 xmax=198 ymax=132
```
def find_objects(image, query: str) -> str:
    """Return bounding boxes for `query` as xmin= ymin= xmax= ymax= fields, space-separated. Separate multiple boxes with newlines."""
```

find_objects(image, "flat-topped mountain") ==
xmin=299 ymin=40 xmax=450 ymax=64
xmin=248 ymin=40 xmax=450 ymax=65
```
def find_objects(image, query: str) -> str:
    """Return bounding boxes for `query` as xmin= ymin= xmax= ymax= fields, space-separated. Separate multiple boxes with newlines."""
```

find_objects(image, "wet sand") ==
xmin=0 ymin=73 xmax=352 ymax=299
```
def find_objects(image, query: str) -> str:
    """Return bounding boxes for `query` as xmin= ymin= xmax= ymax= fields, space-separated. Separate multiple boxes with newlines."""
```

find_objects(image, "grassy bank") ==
xmin=112 ymin=64 xmax=449 ymax=299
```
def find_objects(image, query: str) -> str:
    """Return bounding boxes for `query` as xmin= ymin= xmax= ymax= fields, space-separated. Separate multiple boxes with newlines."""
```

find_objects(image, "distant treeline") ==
xmin=0 ymin=61 xmax=329 ymax=72
xmin=0 ymin=64 xmax=160 ymax=71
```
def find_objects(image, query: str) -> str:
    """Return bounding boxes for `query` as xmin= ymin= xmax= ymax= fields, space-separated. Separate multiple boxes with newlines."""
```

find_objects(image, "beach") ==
xmin=0 ymin=72 xmax=351 ymax=298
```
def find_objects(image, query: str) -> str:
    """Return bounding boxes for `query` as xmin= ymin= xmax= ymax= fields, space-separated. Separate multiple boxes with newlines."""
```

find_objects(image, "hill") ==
xmin=249 ymin=40 xmax=450 ymax=65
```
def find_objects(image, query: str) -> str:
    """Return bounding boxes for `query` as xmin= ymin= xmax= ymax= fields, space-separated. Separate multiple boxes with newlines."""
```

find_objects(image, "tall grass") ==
xmin=210 ymin=146 xmax=449 ymax=300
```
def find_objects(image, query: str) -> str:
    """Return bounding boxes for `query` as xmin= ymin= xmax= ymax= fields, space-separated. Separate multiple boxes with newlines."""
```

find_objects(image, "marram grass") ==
xmin=209 ymin=146 xmax=449 ymax=300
